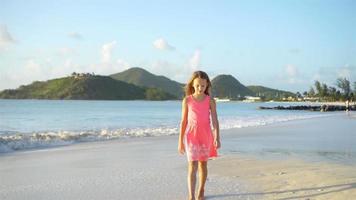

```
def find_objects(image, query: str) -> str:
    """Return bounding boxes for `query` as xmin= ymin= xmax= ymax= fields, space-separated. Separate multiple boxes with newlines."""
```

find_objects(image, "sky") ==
xmin=0 ymin=0 xmax=356 ymax=92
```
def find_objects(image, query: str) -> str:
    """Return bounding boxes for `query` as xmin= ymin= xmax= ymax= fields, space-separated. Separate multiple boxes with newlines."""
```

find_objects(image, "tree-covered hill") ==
xmin=0 ymin=75 xmax=175 ymax=100
xmin=247 ymin=85 xmax=295 ymax=100
xmin=211 ymin=74 xmax=254 ymax=99
xmin=110 ymin=67 xmax=184 ymax=99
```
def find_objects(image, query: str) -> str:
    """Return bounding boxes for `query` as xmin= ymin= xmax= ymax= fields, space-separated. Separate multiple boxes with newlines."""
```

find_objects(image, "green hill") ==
xmin=110 ymin=67 xmax=184 ymax=99
xmin=247 ymin=85 xmax=295 ymax=100
xmin=0 ymin=75 xmax=175 ymax=100
xmin=211 ymin=74 xmax=254 ymax=99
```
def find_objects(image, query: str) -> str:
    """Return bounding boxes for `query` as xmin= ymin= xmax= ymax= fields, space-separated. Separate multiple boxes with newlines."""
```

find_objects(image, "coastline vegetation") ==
xmin=300 ymin=78 xmax=356 ymax=102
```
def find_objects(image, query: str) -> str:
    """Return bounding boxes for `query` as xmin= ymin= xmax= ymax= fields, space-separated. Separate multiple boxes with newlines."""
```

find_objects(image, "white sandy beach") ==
xmin=1 ymin=113 xmax=356 ymax=200
xmin=0 ymin=136 xmax=254 ymax=200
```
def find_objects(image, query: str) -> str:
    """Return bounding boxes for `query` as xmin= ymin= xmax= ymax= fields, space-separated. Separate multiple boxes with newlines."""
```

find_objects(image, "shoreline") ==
xmin=0 ymin=111 xmax=347 ymax=155
xmin=1 ymin=114 xmax=356 ymax=199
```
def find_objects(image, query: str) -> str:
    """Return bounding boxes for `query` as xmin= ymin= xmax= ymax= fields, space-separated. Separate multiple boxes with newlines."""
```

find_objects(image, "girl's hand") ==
xmin=214 ymin=139 xmax=221 ymax=149
xmin=178 ymin=143 xmax=185 ymax=155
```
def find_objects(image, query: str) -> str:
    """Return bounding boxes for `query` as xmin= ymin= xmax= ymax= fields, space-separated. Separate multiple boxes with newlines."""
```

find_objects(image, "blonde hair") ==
xmin=184 ymin=71 xmax=212 ymax=97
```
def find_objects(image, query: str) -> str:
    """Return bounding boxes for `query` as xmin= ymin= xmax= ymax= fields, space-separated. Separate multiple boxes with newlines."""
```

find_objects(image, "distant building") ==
xmin=282 ymin=96 xmax=296 ymax=101
xmin=214 ymin=97 xmax=231 ymax=102
xmin=243 ymin=96 xmax=261 ymax=102
xmin=71 ymin=72 xmax=95 ymax=79
xmin=303 ymin=97 xmax=319 ymax=101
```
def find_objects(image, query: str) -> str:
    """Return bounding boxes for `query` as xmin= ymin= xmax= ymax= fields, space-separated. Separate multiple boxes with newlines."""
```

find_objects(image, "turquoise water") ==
xmin=0 ymin=99 xmax=334 ymax=153
xmin=222 ymin=113 xmax=356 ymax=165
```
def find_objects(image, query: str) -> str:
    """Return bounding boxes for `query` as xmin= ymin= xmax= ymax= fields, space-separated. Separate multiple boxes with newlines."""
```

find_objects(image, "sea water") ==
xmin=0 ymin=99 xmax=343 ymax=154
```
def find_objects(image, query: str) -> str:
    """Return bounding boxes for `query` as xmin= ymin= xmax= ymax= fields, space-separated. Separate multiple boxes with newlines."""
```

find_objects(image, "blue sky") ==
xmin=1 ymin=0 xmax=355 ymax=92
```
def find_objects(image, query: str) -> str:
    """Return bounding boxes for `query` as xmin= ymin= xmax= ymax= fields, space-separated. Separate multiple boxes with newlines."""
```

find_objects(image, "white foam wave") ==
xmin=219 ymin=114 xmax=332 ymax=129
xmin=0 ymin=114 xmax=333 ymax=153
xmin=0 ymin=127 xmax=178 ymax=153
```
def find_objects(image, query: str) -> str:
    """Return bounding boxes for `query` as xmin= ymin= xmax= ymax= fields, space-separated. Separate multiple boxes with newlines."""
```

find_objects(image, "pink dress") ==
xmin=184 ymin=94 xmax=218 ymax=161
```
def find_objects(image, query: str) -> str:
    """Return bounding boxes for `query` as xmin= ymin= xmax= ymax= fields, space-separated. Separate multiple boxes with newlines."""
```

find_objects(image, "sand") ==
xmin=210 ymin=155 xmax=356 ymax=200
xmin=1 ymin=113 xmax=356 ymax=200
xmin=0 ymin=136 xmax=254 ymax=200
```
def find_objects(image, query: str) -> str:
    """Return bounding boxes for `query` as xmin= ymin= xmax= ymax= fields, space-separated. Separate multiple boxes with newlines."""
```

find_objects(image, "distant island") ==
xmin=1 ymin=67 xmax=354 ymax=102
xmin=0 ymin=72 xmax=175 ymax=100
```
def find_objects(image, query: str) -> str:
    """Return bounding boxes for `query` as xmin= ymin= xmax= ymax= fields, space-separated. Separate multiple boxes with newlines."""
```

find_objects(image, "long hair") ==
xmin=184 ymin=71 xmax=212 ymax=97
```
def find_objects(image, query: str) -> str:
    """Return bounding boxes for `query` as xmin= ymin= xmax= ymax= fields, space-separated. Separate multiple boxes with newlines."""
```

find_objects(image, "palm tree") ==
xmin=308 ymin=87 xmax=315 ymax=97
xmin=336 ymin=78 xmax=351 ymax=100
xmin=321 ymin=83 xmax=328 ymax=98
xmin=314 ymin=81 xmax=322 ymax=97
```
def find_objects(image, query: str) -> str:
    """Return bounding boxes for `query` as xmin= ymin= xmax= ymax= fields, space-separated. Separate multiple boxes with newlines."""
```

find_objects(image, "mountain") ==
xmin=0 ymin=68 xmax=296 ymax=101
xmin=211 ymin=74 xmax=254 ymax=99
xmin=110 ymin=67 xmax=184 ymax=99
xmin=247 ymin=85 xmax=295 ymax=100
xmin=0 ymin=74 xmax=175 ymax=100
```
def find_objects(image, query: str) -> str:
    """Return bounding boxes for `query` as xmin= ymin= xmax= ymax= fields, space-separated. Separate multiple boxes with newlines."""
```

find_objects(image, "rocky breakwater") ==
xmin=258 ymin=104 xmax=356 ymax=112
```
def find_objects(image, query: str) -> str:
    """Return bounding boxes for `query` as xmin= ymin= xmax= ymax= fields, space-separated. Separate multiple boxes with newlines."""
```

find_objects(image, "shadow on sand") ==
xmin=206 ymin=182 xmax=356 ymax=200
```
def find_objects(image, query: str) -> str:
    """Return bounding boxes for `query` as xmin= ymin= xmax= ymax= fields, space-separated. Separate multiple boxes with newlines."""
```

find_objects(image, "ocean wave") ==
xmin=0 ymin=127 xmax=178 ymax=153
xmin=219 ymin=113 xmax=333 ymax=129
xmin=0 ymin=114 xmax=333 ymax=153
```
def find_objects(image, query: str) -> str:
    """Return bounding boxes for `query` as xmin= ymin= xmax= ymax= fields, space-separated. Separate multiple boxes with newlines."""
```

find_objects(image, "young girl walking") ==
xmin=178 ymin=71 xmax=221 ymax=200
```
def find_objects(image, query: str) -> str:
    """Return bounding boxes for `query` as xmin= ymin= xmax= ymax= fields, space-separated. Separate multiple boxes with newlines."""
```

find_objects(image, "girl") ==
xmin=178 ymin=71 xmax=221 ymax=200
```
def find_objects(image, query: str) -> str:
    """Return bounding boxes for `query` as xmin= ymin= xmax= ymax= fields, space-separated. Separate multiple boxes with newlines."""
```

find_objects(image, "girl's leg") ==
xmin=188 ymin=161 xmax=198 ymax=200
xmin=197 ymin=161 xmax=208 ymax=200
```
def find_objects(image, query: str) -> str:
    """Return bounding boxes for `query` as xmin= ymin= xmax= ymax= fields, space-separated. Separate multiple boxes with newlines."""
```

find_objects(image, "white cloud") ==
xmin=149 ymin=51 xmax=204 ymax=83
xmin=0 ymin=25 xmax=15 ymax=50
xmin=337 ymin=65 xmax=355 ymax=80
xmin=0 ymin=59 xmax=48 ymax=90
xmin=87 ymin=63 xmax=118 ymax=75
xmin=312 ymin=65 xmax=356 ymax=86
xmin=24 ymin=59 xmax=41 ymax=73
xmin=148 ymin=49 xmax=203 ymax=83
xmin=0 ymin=71 xmax=22 ymax=90
xmin=95 ymin=41 xmax=131 ymax=75
xmin=151 ymin=60 xmax=180 ymax=78
xmin=153 ymin=38 xmax=175 ymax=51
xmin=188 ymin=50 xmax=201 ymax=71
xmin=312 ymin=67 xmax=335 ymax=83
xmin=0 ymin=57 xmax=87 ymax=90
xmin=86 ymin=58 xmax=131 ymax=76
xmin=116 ymin=59 xmax=131 ymax=70
xmin=68 ymin=32 xmax=82 ymax=40
xmin=0 ymin=41 xmax=132 ymax=90
xmin=50 ymin=59 xmax=93 ymax=78
xmin=23 ymin=59 xmax=66 ymax=82
xmin=275 ymin=64 xmax=305 ymax=85
xmin=285 ymin=64 xmax=298 ymax=78
xmin=101 ymin=41 xmax=117 ymax=63
xmin=312 ymin=73 xmax=321 ymax=81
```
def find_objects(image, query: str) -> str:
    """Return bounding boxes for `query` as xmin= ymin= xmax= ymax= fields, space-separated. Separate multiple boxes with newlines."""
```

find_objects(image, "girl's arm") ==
xmin=210 ymin=98 xmax=221 ymax=148
xmin=178 ymin=97 xmax=188 ymax=154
